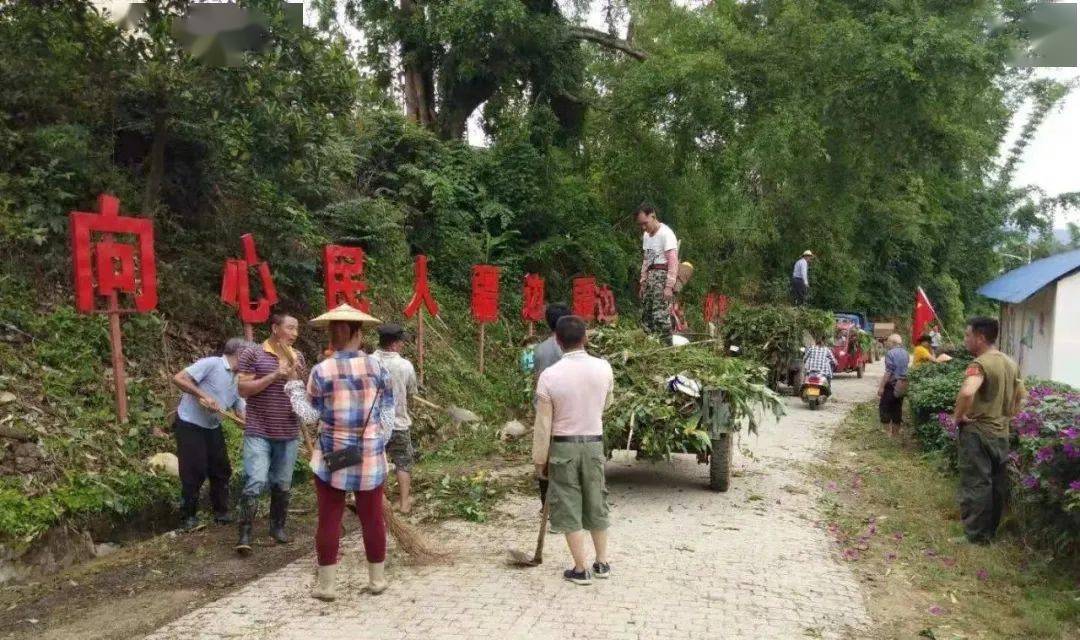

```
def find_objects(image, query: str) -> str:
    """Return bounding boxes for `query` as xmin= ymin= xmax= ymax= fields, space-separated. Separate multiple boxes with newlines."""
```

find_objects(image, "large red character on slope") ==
xmin=323 ymin=244 xmax=371 ymax=312
xmin=572 ymin=276 xmax=598 ymax=322
xmin=403 ymin=255 xmax=440 ymax=385
xmin=69 ymin=194 xmax=157 ymax=423
xmin=522 ymin=274 xmax=545 ymax=324
xmin=220 ymin=233 xmax=278 ymax=326
xmin=70 ymin=194 xmax=158 ymax=314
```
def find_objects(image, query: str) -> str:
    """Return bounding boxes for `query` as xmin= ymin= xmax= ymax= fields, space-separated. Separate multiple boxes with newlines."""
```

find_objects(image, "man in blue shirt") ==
xmin=877 ymin=334 xmax=910 ymax=437
xmin=169 ymin=337 xmax=248 ymax=531
xmin=791 ymin=250 xmax=813 ymax=305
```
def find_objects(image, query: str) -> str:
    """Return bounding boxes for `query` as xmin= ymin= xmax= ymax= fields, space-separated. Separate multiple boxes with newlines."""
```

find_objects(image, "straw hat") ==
xmin=310 ymin=303 xmax=382 ymax=328
xmin=802 ymin=250 xmax=814 ymax=257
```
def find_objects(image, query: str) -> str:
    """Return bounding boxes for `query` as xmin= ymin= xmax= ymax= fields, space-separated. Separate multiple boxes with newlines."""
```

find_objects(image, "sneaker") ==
xmin=592 ymin=562 xmax=611 ymax=579
xmin=213 ymin=512 xmax=235 ymax=525
xmin=178 ymin=516 xmax=199 ymax=532
xmin=563 ymin=568 xmax=592 ymax=585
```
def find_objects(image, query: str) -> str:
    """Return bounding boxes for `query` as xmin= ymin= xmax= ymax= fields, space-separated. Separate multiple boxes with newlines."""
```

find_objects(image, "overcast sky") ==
xmin=1003 ymin=65 xmax=1080 ymax=226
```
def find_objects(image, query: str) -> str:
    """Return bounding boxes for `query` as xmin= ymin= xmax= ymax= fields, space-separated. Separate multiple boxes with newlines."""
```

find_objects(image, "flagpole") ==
xmin=917 ymin=286 xmax=956 ymax=349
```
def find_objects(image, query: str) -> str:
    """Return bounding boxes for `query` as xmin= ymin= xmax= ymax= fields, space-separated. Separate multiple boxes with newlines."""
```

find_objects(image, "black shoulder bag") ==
xmin=321 ymin=387 xmax=383 ymax=473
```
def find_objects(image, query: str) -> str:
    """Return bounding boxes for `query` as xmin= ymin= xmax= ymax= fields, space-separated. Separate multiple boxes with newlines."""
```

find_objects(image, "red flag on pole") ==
xmin=912 ymin=287 xmax=937 ymax=346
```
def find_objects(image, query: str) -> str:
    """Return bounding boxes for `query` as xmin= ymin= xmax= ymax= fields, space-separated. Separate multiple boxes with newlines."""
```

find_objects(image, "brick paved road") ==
xmin=147 ymin=363 xmax=882 ymax=640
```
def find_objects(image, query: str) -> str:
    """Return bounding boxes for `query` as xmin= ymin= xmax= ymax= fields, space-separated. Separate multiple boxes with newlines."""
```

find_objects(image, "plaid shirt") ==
xmin=307 ymin=351 xmax=395 ymax=491
xmin=803 ymin=345 xmax=838 ymax=377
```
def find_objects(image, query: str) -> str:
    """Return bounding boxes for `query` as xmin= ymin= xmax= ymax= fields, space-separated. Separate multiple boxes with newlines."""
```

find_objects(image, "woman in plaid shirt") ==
xmin=803 ymin=337 xmax=838 ymax=379
xmin=306 ymin=305 xmax=395 ymax=601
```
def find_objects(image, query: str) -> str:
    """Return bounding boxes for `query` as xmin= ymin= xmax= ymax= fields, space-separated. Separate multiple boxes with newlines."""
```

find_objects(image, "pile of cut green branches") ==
xmin=718 ymin=304 xmax=835 ymax=387
xmin=591 ymin=327 xmax=784 ymax=460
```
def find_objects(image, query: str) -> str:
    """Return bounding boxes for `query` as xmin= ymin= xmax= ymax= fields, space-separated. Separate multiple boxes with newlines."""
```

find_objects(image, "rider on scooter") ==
xmin=803 ymin=336 xmax=838 ymax=380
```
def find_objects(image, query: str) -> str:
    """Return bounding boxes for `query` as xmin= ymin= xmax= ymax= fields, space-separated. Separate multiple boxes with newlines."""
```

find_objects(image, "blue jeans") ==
xmin=241 ymin=435 xmax=299 ymax=497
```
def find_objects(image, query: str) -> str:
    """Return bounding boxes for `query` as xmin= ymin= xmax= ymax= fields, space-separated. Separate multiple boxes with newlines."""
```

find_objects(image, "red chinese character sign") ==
xmin=596 ymin=285 xmax=618 ymax=324
xmin=572 ymin=276 xmax=597 ymax=321
xmin=471 ymin=265 xmax=500 ymax=374
xmin=402 ymin=255 xmax=440 ymax=385
xmin=703 ymin=293 xmax=729 ymax=324
xmin=323 ymin=245 xmax=370 ymax=312
xmin=69 ymin=194 xmax=158 ymax=423
xmin=522 ymin=274 xmax=545 ymax=336
xmin=220 ymin=233 xmax=278 ymax=340
xmin=70 ymin=194 xmax=158 ymax=314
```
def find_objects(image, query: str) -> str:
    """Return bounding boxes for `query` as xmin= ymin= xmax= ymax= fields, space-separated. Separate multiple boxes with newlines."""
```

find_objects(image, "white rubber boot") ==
xmin=367 ymin=561 xmax=388 ymax=595
xmin=311 ymin=564 xmax=337 ymax=601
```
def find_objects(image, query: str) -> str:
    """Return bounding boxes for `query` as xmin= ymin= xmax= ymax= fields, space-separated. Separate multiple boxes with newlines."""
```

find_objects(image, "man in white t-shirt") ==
xmin=373 ymin=324 xmax=419 ymax=513
xmin=635 ymin=203 xmax=679 ymax=336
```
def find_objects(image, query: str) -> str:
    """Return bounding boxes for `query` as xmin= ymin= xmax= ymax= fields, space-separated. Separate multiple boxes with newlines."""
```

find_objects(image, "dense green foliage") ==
xmin=0 ymin=0 xmax=1073 ymax=549
xmin=592 ymin=327 xmax=784 ymax=460
xmin=718 ymin=304 xmax=835 ymax=384
xmin=907 ymin=356 xmax=973 ymax=429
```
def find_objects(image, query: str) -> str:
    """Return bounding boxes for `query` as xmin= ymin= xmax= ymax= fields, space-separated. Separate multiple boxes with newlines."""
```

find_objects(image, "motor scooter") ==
xmin=799 ymin=370 xmax=831 ymax=409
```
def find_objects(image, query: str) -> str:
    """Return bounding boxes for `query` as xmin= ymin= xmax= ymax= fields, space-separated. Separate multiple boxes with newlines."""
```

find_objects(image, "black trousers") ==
xmin=791 ymin=277 xmax=808 ymax=305
xmin=174 ymin=418 xmax=232 ymax=516
xmin=957 ymin=427 xmax=1009 ymax=542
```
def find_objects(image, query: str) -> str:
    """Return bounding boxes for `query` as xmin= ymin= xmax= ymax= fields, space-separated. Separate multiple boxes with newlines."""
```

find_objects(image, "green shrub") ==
xmin=906 ymin=357 xmax=971 ymax=425
xmin=718 ymin=304 xmax=834 ymax=385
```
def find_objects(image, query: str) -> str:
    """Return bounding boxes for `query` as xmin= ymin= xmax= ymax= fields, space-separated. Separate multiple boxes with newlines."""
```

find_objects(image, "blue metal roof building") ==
xmin=977 ymin=248 xmax=1080 ymax=303
xmin=977 ymin=248 xmax=1080 ymax=388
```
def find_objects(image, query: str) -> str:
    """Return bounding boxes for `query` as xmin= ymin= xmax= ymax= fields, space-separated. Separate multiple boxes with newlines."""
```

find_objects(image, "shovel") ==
xmin=508 ymin=497 xmax=549 ymax=567
xmin=508 ymin=425 xmax=553 ymax=567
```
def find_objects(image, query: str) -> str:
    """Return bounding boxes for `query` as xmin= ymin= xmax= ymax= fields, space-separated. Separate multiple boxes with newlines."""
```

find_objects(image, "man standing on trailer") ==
xmin=635 ymin=203 xmax=679 ymax=337
xmin=791 ymin=250 xmax=813 ymax=305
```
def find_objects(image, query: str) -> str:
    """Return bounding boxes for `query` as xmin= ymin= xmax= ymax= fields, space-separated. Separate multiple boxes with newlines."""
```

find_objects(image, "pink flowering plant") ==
xmin=1011 ymin=384 xmax=1080 ymax=522
xmin=908 ymin=370 xmax=1080 ymax=546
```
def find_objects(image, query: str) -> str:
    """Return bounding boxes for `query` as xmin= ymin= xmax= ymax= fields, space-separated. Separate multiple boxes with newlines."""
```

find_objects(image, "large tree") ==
xmin=336 ymin=0 xmax=645 ymax=140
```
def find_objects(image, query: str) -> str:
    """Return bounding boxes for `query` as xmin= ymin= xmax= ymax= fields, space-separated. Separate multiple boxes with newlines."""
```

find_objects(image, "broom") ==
xmin=299 ymin=423 xmax=450 ymax=564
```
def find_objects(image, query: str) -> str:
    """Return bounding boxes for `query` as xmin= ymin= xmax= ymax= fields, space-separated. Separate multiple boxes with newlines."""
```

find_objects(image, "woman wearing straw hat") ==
xmin=306 ymin=304 xmax=396 ymax=601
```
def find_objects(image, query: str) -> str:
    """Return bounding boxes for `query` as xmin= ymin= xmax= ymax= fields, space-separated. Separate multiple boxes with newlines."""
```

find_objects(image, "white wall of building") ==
xmin=1051 ymin=272 xmax=1080 ymax=388
xmin=1000 ymin=285 xmax=1056 ymax=381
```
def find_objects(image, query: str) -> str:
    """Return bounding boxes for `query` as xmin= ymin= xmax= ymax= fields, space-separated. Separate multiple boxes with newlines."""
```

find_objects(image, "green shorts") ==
xmin=387 ymin=430 xmax=414 ymax=472
xmin=547 ymin=440 xmax=609 ymax=533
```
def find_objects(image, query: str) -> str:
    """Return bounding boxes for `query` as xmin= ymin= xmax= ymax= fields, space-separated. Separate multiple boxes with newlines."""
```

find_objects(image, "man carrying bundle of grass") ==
xmin=532 ymin=315 xmax=615 ymax=585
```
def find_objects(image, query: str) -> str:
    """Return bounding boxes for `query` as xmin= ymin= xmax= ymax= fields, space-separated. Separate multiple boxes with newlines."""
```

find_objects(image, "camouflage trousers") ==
xmin=641 ymin=270 xmax=672 ymax=336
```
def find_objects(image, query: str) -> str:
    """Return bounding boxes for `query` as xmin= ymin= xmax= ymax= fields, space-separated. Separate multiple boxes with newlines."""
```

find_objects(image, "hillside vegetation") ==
xmin=0 ymin=0 xmax=1070 ymax=556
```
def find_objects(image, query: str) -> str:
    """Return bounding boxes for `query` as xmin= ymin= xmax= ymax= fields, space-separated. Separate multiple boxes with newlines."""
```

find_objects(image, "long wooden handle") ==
xmin=413 ymin=395 xmax=443 ymax=411
xmin=533 ymin=501 xmax=549 ymax=562
xmin=202 ymin=402 xmax=245 ymax=426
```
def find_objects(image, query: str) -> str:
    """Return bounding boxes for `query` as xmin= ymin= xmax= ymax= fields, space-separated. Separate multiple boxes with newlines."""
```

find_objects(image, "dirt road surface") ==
xmin=145 ymin=363 xmax=883 ymax=640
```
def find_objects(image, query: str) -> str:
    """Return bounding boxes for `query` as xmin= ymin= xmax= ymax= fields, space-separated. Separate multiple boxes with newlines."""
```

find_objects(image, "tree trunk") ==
xmin=400 ymin=0 xmax=437 ymax=129
xmin=437 ymin=47 xmax=500 ymax=140
xmin=141 ymin=106 xmax=167 ymax=217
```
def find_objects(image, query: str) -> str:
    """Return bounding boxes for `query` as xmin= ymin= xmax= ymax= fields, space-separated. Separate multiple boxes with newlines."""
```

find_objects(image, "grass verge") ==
xmin=814 ymin=403 xmax=1080 ymax=640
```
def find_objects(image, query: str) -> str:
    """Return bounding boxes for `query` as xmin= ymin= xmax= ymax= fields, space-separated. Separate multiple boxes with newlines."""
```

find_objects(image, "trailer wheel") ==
xmin=709 ymin=433 xmax=733 ymax=492
xmin=857 ymin=363 xmax=865 ymax=379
